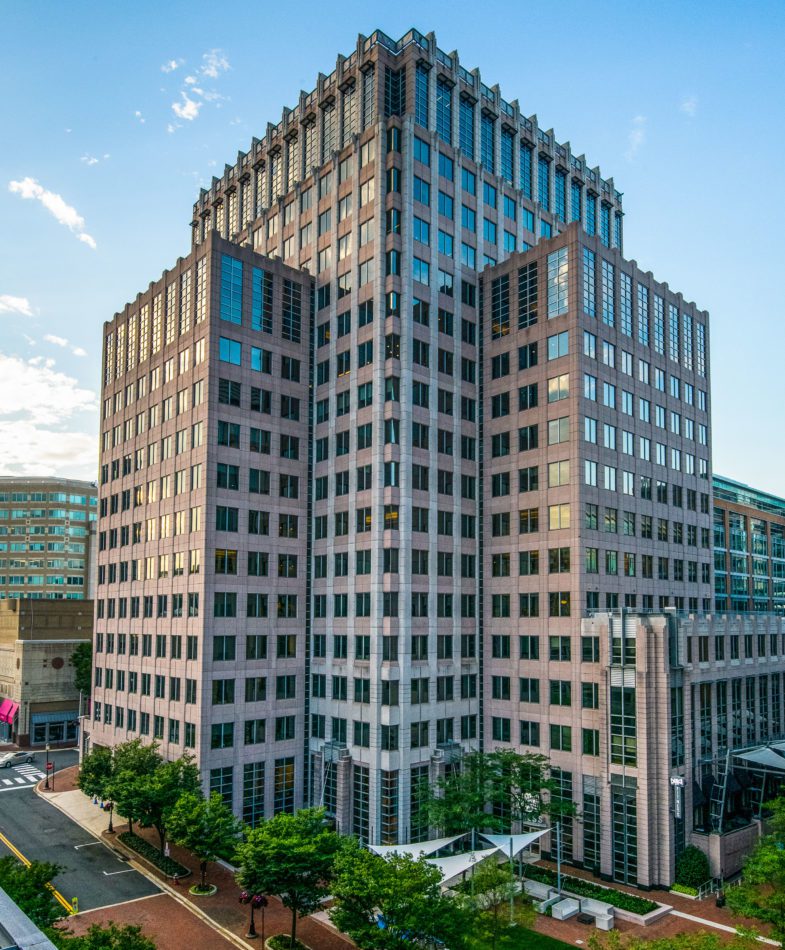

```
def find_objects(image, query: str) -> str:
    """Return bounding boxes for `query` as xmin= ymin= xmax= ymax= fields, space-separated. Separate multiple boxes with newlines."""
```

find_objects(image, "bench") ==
xmin=579 ymin=897 xmax=615 ymax=930
xmin=552 ymin=898 xmax=580 ymax=921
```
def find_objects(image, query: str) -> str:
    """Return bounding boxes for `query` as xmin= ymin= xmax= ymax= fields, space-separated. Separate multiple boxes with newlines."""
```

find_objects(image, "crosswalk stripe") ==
xmin=1 ymin=779 xmax=11 ymax=786
xmin=13 ymin=778 xmax=25 ymax=784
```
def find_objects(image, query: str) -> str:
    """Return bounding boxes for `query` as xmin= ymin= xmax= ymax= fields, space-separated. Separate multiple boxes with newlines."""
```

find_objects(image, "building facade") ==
xmin=713 ymin=475 xmax=785 ymax=616
xmin=89 ymin=27 xmax=759 ymax=886
xmin=572 ymin=611 xmax=785 ymax=888
xmin=0 ymin=477 xmax=97 ymax=602
xmin=89 ymin=236 xmax=313 ymax=820
xmin=0 ymin=599 xmax=92 ymax=746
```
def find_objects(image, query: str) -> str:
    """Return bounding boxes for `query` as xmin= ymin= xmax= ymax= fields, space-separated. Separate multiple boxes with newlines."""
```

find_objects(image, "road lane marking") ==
xmin=77 ymin=891 xmax=161 ymax=914
xmin=0 ymin=830 xmax=74 ymax=915
xmin=102 ymin=869 xmax=136 ymax=876
xmin=74 ymin=841 xmax=101 ymax=850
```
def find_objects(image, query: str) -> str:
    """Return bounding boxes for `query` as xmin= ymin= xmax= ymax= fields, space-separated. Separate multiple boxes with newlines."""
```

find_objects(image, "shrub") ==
xmin=675 ymin=846 xmax=710 ymax=889
xmin=524 ymin=865 xmax=658 ymax=915
xmin=670 ymin=882 xmax=699 ymax=896
xmin=118 ymin=831 xmax=189 ymax=878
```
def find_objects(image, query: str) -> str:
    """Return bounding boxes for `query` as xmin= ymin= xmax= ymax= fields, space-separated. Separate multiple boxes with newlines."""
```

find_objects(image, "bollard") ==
xmin=71 ymin=897 xmax=78 ymax=914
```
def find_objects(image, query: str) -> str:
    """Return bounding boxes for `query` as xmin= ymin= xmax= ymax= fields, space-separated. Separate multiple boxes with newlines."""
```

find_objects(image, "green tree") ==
xmin=727 ymin=795 xmax=785 ymax=944
xmin=465 ymin=860 xmax=534 ymax=950
xmin=105 ymin=740 xmax=164 ymax=835
xmin=0 ymin=855 xmax=64 ymax=929
xmin=69 ymin=641 xmax=93 ymax=695
xmin=674 ymin=846 xmax=710 ymax=889
xmin=77 ymin=746 xmax=114 ymax=802
xmin=111 ymin=754 xmax=199 ymax=853
xmin=236 ymin=808 xmax=340 ymax=950
xmin=329 ymin=837 xmax=471 ymax=950
xmin=66 ymin=923 xmax=157 ymax=950
xmin=420 ymin=750 xmax=573 ymax=838
xmin=166 ymin=791 xmax=242 ymax=890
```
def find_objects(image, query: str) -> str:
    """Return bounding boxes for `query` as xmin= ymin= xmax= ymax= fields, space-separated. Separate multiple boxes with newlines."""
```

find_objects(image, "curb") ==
xmin=34 ymin=782 xmax=254 ymax=950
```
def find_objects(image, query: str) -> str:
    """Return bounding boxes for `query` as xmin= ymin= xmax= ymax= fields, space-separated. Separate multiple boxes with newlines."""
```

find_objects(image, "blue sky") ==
xmin=1 ymin=0 xmax=783 ymax=494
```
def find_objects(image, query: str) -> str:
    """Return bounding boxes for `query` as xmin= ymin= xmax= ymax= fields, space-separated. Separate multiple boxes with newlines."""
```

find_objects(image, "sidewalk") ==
xmin=39 ymin=766 xmax=354 ymax=950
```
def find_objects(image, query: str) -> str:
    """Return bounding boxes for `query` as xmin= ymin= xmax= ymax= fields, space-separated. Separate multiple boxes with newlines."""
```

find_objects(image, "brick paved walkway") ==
xmin=64 ymin=893 xmax=240 ymax=949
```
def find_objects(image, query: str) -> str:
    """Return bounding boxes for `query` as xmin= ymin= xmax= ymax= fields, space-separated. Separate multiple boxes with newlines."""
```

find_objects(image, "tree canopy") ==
xmin=420 ymin=749 xmax=575 ymax=837
xmin=235 ymin=808 xmax=340 ymax=949
xmin=166 ymin=791 xmax=241 ymax=889
xmin=330 ymin=837 xmax=471 ymax=950
xmin=726 ymin=795 xmax=785 ymax=944
xmin=69 ymin=641 xmax=93 ymax=695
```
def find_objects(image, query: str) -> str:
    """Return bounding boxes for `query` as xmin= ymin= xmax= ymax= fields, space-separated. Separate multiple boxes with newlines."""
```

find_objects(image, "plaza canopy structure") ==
xmin=369 ymin=828 xmax=549 ymax=887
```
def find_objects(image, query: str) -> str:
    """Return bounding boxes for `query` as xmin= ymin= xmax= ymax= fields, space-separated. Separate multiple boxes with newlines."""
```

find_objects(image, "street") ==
xmin=0 ymin=748 xmax=160 ymax=912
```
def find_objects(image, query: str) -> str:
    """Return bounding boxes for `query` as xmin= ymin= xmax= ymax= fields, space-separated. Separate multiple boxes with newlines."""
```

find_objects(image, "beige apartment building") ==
xmin=0 ymin=599 xmax=92 ymax=746
xmin=89 ymin=26 xmax=785 ymax=889
xmin=0 ymin=477 xmax=97 ymax=602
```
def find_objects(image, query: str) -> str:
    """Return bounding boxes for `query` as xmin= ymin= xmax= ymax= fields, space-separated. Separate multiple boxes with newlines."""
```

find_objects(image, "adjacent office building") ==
xmin=89 ymin=27 xmax=782 ymax=888
xmin=713 ymin=475 xmax=785 ymax=617
xmin=0 ymin=599 xmax=93 ymax=746
xmin=0 ymin=476 xmax=97 ymax=601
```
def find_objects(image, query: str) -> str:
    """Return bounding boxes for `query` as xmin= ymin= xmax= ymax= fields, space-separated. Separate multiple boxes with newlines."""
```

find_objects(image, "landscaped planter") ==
xmin=614 ymin=903 xmax=673 ymax=926
xmin=669 ymin=887 xmax=699 ymax=900
xmin=188 ymin=884 xmax=218 ymax=897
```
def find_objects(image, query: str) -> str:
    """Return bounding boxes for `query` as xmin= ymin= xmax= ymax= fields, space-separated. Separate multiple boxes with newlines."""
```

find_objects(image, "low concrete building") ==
xmin=0 ymin=600 xmax=92 ymax=746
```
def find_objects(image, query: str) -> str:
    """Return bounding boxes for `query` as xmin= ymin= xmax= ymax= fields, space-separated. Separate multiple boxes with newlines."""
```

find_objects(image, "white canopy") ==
xmin=427 ymin=848 xmax=499 ymax=885
xmin=480 ymin=828 xmax=548 ymax=856
xmin=368 ymin=833 xmax=464 ymax=858
xmin=735 ymin=747 xmax=785 ymax=770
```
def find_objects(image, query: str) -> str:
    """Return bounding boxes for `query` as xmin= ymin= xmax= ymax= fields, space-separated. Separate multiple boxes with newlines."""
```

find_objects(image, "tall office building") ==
xmin=91 ymin=27 xmax=723 ymax=877
xmin=0 ymin=477 xmax=97 ymax=601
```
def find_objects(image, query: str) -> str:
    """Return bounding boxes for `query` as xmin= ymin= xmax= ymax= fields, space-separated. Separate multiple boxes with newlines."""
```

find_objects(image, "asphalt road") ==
xmin=0 ymin=753 xmax=160 ymax=912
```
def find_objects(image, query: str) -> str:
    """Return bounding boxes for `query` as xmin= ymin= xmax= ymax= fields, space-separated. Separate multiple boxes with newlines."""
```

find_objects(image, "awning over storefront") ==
xmin=0 ymin=700 xmax=19 ymax=724
xmin=735 ymin=747 xmax=785 ymax=770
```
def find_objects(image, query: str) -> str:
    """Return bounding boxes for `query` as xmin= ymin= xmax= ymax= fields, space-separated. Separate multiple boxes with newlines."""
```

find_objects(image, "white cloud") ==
xmin=44 ymin=334 xmax=68 ymax=348
xmin=161 ymin=58 xmax=184 ymax=73
xmin=184 ymin=75 xmax=198 ymax=85
xmin=0 ymin=295 xmax=33 ymax=316
xmin=624 ymin=115 xmax=647 ymax=161
xmin=0 ymin=355 xmax=98 ymax=476
xmin=80 ymin=153 xmax=110 ymax=166
xmin=0 ymin=353 xmax=95 ymax=419
xmin=0 ymin=420 xmax=97 ymax=477
xmin=201 ymin=49 xmax=229 ymax=79
xmin=8 ymin=177 xmax=97 ymax=249
xmin=134 ymin=110 xmax=145 ymax=124
xmin=172 ymin=93 xmax=202 ymax=121
xmin=680 ymin=95 xmax=698 ymax=117
xmin=43 ymin=333 xmax=87 ymax=357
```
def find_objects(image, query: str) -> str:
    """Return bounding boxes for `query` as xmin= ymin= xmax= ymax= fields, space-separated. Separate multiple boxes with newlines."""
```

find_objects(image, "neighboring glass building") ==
xmin=0 ymin=477 xmax=97 ymax=601
xmin=713 ymin=475 xmax=785 ymax=616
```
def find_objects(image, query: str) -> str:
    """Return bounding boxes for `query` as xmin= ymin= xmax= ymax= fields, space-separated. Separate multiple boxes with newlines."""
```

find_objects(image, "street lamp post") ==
xmin=106 ymin=800 xmax=114 ymax=834
xmin=44 ymin=744 xmax=50 ymax=790
xmin=239 ymin=892 xmax=266 ymax=940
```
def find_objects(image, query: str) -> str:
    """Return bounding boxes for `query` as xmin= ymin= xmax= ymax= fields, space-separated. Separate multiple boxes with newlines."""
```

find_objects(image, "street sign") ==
xmin=46 ymin=762 xmax=54 ymax=771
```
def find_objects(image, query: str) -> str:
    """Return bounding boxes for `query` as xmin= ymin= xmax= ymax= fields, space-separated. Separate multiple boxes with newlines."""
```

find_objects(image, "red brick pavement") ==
xmin=63 ymin=893 xmax=240 ymax=949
